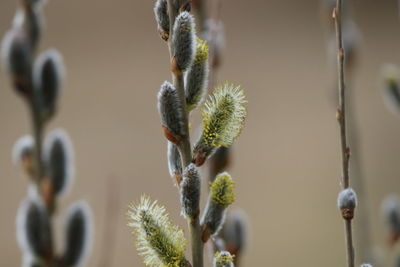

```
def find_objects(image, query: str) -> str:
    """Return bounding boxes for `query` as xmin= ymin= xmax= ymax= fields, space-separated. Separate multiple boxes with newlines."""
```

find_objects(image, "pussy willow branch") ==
xmin=320 ymin=0 xmax=372 ymax=262
xmin=166 ymin=1 xmax=204 ymax=267
xmin=333 ymin=1 xmax=355 ymax=267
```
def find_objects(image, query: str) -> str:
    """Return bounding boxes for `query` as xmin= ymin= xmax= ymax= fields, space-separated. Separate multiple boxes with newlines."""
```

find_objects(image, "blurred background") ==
xmin=1 ymin=0 xmax=400 ymax=266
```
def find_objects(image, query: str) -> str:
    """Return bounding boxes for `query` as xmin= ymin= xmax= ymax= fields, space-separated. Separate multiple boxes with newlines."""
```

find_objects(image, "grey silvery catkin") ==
xmin=16 ymin=197 xmax=53 ymax=260
xmin=158 ymin=81 xmax=185 ymax=144
xmin=360 ymin=264 xmax=372 ymax=267
xmin=154 ymin=0 xmax=169 ymax=41
xmin=168 ymin=142 xmax=183 ymax=184
xmin=201 ymin=172 xmax=235 ymax=242
xmin=1 ymin=29 xmax=32 ymax=95
xmin=185 ymin=38 xmax=209 ymax=111
xmin=61 ymin=201 xmax=93 ymax=266
xmin=33 ymin=49 xmax=65 ymax=120
xmin=172 ymin=11 xmax=195 ymax=73
xmin=43 ymin=129 xmax=74 ymax=196
xmin=180 ymin=163 xmax=201 ymax=219
xmin=381 ymin=195 xmax=400 ymax=242
xmin=220 ymin=209 xmax=248 ymax=256
xmin=337 ymin=188 xmax=357 ymax=220
xmin=213 ymin=251 xmax=234 ymax=267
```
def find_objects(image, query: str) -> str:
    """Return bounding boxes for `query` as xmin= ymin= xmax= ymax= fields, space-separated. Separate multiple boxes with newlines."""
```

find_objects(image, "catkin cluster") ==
xmin=2 ymin=1 xmax=92 ymax=266
xmin=127 ymin=1 xmax=248 ymax=266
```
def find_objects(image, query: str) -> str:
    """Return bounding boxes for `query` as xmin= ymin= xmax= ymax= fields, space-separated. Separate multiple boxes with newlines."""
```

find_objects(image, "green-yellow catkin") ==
xmin=127 ymin=195 xmax=188 ymax=267
xmin=210 ymin=173 xmax=236 ymax=207
xmin=193 ymin=83 xmax=246 ymax=166
xmin=201 ymin=173 xmax=236 ymax=241
xmin=213 ymin=251 xmax=234 ymax=267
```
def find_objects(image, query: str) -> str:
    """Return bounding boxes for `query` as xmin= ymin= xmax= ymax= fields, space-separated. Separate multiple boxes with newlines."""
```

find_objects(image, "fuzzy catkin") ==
xmin=213 ymin=251 xmax=234 ymax=267
xmin=1 ymin=29 xmax=32 ymax=94
xmin=221 ymin=209 xmax=248 ymax=255
xmin=16 ymin=197 xmax=53 ymax=260
xmin=201 ymin=173 xmax=235 ymax=240
xmin=185 ymin=38 xmax=209 ymax=111
xmin=127 ymin=196 xmax=188 ymax=267
xmin=43 ymin=129 xmax=74 ymax=196
xmin=158 ymin=81 xmax=185 ymax=144
xmin=167 ymin=142 xmax=182 ymax=180
xmin=154 ymin=0 xmax=169 ymax=40
xmin=172 ymin=11 xmax=195 ymax=72
xmin=337 ymin=188 xmax=357 ymax=210
xmin=180 ymin=164 xmax=201 ymax=219
xmin=382 ymin=195 xmax=400 ymax=237
xmin=193 ymin=84 xmax=246 ymax=167
xmin=33 ymin=49 xmax=65 ymax=119
xmin=62 ymin=201 xmax=92 ymax=266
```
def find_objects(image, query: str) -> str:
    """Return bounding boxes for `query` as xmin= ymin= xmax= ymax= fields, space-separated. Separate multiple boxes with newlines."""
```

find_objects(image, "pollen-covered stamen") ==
xmin=127 ymin=195 xmax=188 ymax=267
xmin=193 ymin=84 xmax=247 ymax=166
xmin=213 ymin=251 xmax=235 ymax=267
xmin=201 ymin=173 xmax=236 ymax=242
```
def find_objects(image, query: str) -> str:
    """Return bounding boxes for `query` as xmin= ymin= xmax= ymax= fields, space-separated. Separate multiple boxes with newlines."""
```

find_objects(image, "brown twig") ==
xmin=333 ymin=1 xmax=355 ymax=267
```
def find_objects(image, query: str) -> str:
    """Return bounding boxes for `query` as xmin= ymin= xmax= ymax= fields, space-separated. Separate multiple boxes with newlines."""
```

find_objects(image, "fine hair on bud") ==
xmin=61 ymin=201 xmax=93 ymax=267
xmin=1 ymin=29 xmax=32 ymax=94
xmin=220 ymin=209 xmax=249 ymax=256
xmin=360 ymin=264 xmax=372 ymax=267
xmin=381 ymin=195 xmax=400 ymax=239
xmin=33 ymin=49 xmax=65 ymax=119
xmin=185 ymin=38 xmax=209 ymax=111
xmin=154 ymin=0 xmax=169 ymax=41
xmin=43 ymin=129 xmax=74 ymax=196
xmin=213 ymin=251 xmax=234 ymax=267
xmin=180 ymin=163 xmax=201 ymax=219
xmin=158 ymin=81 xmax=185 ymax=144
xmin=337 ymin=188 xmax=357 ymax=220
xmin=127 ymin=195 xmax=188 ymax=267
xmin=16 ymin=197 xmax=53 ymax=260
xmin=167 ymin=142 xmax=182 ymax=184
xmin=201 ymin=173 xmax=235 ymax=241
xmin=172 ymin=11 xmax=195 ymax=72
xmin=12 ymin=135 xmax=34 ymax=167
xmin=193 ymin=84 xmax=247 ymax=167
xmin=381 ymin=64 xmax=400 ymax=114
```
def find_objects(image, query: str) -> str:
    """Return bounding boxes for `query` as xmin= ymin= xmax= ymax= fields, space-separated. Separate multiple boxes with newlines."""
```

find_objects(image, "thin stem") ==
xmin=166 ymin=1 xmax=204 ymax=266
xmin=30 ymin=102 xmax=44 ymax=183
xmin=333 ymin=1 xmax=355 ymax=267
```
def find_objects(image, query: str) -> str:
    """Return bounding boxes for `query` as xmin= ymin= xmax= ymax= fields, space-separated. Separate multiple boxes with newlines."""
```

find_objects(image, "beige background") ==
xmin=1 ymin=0 xmax=400 ymax=266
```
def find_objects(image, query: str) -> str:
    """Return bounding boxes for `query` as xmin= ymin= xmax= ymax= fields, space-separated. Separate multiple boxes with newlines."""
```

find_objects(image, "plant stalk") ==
xmin=333 ymin=1 xmax=355 ymax=267
xmin=30 ymin=100 xmax=44 ymax=184
xmin=167 ymin=1 xmax=204 ymax=266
